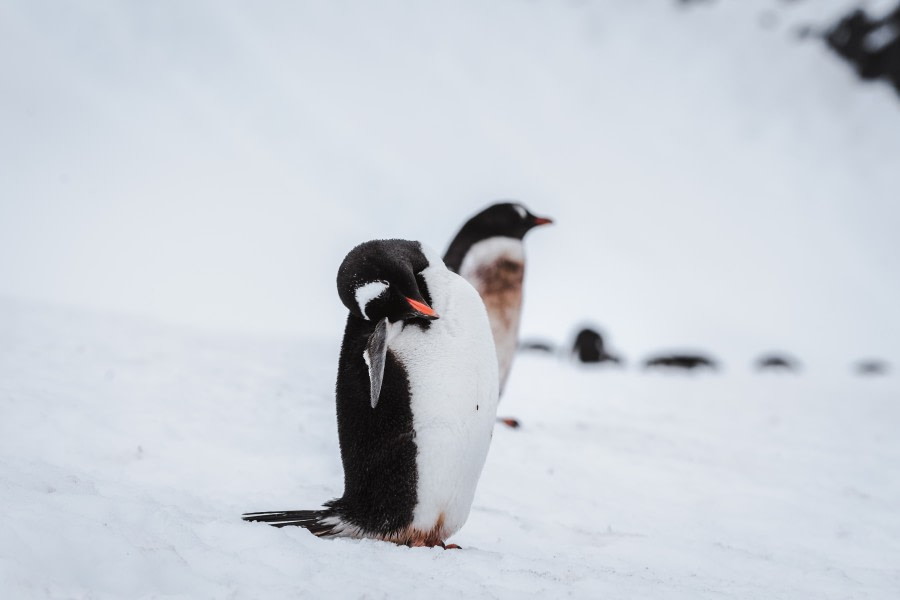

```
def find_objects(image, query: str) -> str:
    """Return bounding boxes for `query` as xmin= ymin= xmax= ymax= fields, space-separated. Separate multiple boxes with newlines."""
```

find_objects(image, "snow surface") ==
xmin=2 ymin=298 xmax=899 ymax=599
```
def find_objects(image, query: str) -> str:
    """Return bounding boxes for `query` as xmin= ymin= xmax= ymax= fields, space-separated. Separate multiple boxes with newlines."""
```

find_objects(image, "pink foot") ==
xmin=498 ymin=417 xmax=520 ymax=429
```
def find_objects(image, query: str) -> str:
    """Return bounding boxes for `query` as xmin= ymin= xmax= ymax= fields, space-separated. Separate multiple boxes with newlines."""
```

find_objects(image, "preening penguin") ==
xmin=243 ymin=239 xmax=499 ymax=548
xmin=444 ymin=202 xmax=552 ymax=395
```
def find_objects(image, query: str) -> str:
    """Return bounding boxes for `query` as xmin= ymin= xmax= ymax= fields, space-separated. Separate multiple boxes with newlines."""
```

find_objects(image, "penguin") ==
xmin=855 ymin=359 xmax=889 ymax=376
xmin=443 ymin=202 xmax=552 ymax=397
xmin=243 ymin=239 xmax=499 ymax=548
xmin=755 ymin=353 xmax=800 ymax=373
xmin=572 ymin=327 xmax=624 ymax=366
xmin=643 ymin=353 xmax=718 ymax=371
xmin=518 ymin=339 xmax=557 ymax=354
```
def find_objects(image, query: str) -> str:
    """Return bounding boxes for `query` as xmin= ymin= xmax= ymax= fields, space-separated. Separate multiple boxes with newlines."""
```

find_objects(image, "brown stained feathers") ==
xmin=476 ymin=258 xmax=524 ymax=294
xmin=472 ymin=257 xmax=524 ymax=391
xmin=354 ymin=512 xmax=451 ymax=548
xmin=264 ymin=510 xmax=455 ymax=547
xmin=474 ymin=259 xmax=523 ymax=333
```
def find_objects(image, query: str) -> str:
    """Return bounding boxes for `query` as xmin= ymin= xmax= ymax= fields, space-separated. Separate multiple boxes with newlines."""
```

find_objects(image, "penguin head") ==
xmin=444 ymin=202 xmax=553 ymax=273
xmin=461 ymin=202 xmax=553 ymax=241
xmin=337 ymin=239 xmax=440 ymax=324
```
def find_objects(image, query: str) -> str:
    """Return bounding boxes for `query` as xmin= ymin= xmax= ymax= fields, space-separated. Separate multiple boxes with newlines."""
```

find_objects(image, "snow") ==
xmin=2 ymin=298 xmax=899 ymax=598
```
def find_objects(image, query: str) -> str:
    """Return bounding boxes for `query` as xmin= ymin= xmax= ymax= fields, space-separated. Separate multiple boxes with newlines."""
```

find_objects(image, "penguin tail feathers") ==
xmin=241 ymin=509 xmax=340 ymax=537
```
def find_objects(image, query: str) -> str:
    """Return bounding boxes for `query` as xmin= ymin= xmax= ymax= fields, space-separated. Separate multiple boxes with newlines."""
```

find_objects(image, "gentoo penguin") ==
xmin=755 ymin=353 xmax=800 ymax=373
xmin=243 ymin=239 xmax=499 ymax=548
xmin=572 ymin=327 xmax=624 ymax=366
xmin=643 ymin=353 xmax=718 ymax=371
xmin=518 ymin=339 xmax=557 ymax=354
xmin=444 ymin=202 xmax=552 ymax=397
xmin=855 ymin=359 xmax=889 ymax=376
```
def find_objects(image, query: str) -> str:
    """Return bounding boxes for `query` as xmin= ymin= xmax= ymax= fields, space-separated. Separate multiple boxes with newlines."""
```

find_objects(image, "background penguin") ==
xmin=643 ymin=353 xmax=718 ymax=371
xmin=444 ymin=202 xmax=552 ymax=426
xmin=571 ymin=327 xmax=624 ymax=366
xmin=518 ymin=339 xmax=557 ymax=354
xmin=855 ymin=358 xmax=890 ymax=376
xmin=244 ymin=239 xmax=499 ymax=548
xmin=755 ymin=353 xmax=800 ymax=373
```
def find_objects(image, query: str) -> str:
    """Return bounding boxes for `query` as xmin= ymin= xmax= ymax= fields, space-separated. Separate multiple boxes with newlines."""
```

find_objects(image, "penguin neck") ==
xmin=457 ymin=236 xmax=526 ymax=392
xmin=458 ymin=236 xmax=525 ymax=287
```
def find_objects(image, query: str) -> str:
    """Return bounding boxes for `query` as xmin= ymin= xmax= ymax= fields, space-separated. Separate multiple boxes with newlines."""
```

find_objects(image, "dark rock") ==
xmin=825 ymin=4 xmax=900 ymax=95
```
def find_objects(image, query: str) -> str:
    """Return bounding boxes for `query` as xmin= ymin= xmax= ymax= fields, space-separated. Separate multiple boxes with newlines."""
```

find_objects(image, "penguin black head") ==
xmin=337 ymin=239 xmax=441 ymax=409
xmin=458 ymin=202 xmax=553 ymax=241
xmin=444 ymin=202 xmax=552 ymax=273
xmin=337 ymin=239 xmax=439 ymax=324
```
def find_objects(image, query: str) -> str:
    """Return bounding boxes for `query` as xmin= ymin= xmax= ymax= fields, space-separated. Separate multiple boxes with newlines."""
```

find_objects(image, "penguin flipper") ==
xmin=363 ymin=317 xmax=390 ymax=409
xmin=241 ymin=510 xmax=338 ymax=536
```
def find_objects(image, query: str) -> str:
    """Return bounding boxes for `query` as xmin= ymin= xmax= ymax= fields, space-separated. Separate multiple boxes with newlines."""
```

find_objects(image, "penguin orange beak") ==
xmin=405 ymin=297 xmax=439 ymax=319
xmin=533 ymin=216 xmax=553 ymax=226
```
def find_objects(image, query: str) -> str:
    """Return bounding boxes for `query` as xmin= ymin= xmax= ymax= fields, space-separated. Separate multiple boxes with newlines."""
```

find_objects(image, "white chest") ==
xmin=388 ymin=265 xmax=499 ymax=538
xmin=458 ymin=237 xmax=526 ymax=391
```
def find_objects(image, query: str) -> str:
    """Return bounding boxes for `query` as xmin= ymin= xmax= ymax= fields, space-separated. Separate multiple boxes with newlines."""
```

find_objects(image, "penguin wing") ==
xmin=363 ymin=317 xmax=390 ymax=409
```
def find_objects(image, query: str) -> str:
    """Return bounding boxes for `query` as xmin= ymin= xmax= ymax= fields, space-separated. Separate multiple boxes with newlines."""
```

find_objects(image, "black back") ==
xmin=855 ymin=359 xmax=890 ymax=376
xmin=573 ymin=328 xmax=606 ymax=363
xmin=444 ymin=202 xmax=549 ymax=273
xmin=572 ymin=327 xmax=623 ymax=365
xmin=326 ymin=239 xmax=437 ymax=534
xmin=644 ymin=353 xmax=718 ymax=371
xmin=326 ymin=314 xmax=419 ymax=533
xmin=241 ymin=239 xmax=439 ymax=537
xmin=825 ymin=6 xmax=900 ymax=95
xmin=519 ymin=339 xmax=557 ymax=354
xmin=756 ymin=353 xmax=800 ymax=372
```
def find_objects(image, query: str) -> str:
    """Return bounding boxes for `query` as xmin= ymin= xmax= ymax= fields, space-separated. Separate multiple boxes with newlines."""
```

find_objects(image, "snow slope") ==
xmin=1 ymin=0 xmax=899 ymax=369
xmin=2 ymin=298 xmax=898 ymax=599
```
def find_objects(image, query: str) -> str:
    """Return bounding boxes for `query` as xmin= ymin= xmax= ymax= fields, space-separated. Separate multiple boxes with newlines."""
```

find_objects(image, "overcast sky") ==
xmin=2 ymin=0 xmax=898 ymax=370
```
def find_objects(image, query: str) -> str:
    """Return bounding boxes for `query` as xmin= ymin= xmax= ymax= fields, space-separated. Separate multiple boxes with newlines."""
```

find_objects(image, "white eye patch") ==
xmin=513 ymin=204 xmax=527 ymax=219
xmin=355 ymin=281 xmax=389 ymax=320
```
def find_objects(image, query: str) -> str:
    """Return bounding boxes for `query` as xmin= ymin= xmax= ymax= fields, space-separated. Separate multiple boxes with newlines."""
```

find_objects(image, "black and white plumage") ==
xmin=572 ymin=327 xmax=624 ymax=366
xmin=444 ymin=202 xmax=552 ymax=394
xmin=243 ymin=239 xmax=499 ymax=547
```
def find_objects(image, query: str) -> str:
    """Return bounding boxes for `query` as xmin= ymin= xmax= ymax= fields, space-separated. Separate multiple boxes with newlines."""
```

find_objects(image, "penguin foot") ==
xmin=498 ymin=417 xmax=521 ymax=429
xmin=405 ymin=539 xmax=461 ymax=549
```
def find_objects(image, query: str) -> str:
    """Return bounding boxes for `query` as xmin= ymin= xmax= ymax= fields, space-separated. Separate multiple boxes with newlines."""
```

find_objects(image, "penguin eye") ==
xmin=354 ymin=280 xmax=389 ymax=320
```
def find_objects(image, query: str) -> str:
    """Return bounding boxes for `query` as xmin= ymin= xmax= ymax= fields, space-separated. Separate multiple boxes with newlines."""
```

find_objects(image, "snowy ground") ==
xmin=2 ymin=298 xmax=898 ymax=599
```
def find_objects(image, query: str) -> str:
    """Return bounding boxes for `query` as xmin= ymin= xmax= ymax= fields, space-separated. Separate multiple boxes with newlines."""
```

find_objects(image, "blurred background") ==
xmin=2 ymin=0 xmax=898 ymax=372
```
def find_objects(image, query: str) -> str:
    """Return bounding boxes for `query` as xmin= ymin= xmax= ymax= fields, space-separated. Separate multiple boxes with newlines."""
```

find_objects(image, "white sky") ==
xmin=2 ymin=0 xmax=898 ymax=370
